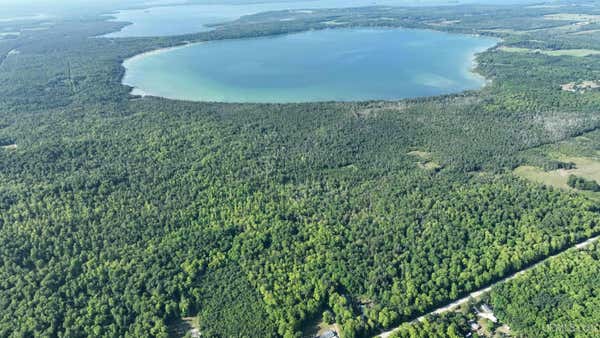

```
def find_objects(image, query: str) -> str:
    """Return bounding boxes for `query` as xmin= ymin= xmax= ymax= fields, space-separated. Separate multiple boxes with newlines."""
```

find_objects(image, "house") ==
xmin=477 ymin=304 xmax=498 ymax=323
xmin=319 ymin=330 xmax=338 ymax=338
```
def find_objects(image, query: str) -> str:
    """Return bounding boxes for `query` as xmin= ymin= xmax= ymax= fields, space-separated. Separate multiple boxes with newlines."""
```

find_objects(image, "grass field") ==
xmin=408 ymin=150 xmax=442 ymax=171
xmin=513 ymin=157 xmax=600 ymax=200
xmin=516 ymin=128 xmax=600 ymax=197
xmin=407 ymin=150 xmax=432 ymax=160
xmin=515 ymin=156 xmax=600 ymax=199
xmin=543 ymin=13 xmax=600 ymax=22
xmin=514 ymin=165 xmax=571 ymax=190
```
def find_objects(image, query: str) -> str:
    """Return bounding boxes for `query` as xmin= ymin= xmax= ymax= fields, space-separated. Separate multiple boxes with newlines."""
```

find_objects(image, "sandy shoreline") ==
xmin=467 ymin=48 xmax=489 ymax=84
xmin=466 ymin=36 xmax=504 ymax=87
xmin=122 ymin=40 xmax=202 ymax=95
xmin=123 ymin=41 xmax=199 ymax=65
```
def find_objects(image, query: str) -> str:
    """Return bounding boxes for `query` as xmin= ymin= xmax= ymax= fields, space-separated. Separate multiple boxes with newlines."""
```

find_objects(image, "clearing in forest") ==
xmin=408 ymin=150 xmax=442 ymax=171
xmin=543 ymin=13 xmax=600 ymax=22
xmin=515 ymin=129 xmax=600 ymax=196
xmin=168 ymin=317 xmax=200 ymax=338
xmin=499 ymin=46 xmax=600 ymax=57
xmin=301 ymin=312 xmax=341 ymax=338
xmin=561 ymin=81 xmax=600 ymax=93
xmin=514 ymin=156 xmax=600 ymax=196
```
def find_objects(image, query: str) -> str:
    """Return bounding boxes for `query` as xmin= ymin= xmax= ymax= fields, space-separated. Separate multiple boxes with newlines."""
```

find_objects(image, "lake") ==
xmin=123 ymin=28 xmax=498 ymax=103
xmin=105 ymin=0 xmax=535 ymax=37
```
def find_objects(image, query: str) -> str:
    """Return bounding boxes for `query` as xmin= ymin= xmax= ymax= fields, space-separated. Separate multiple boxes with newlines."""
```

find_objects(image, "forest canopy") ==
xmin=0 ymin=2 xmax=600 ymax=338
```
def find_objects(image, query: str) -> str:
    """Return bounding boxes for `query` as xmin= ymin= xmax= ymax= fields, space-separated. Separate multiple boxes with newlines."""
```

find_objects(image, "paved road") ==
xmin=377 ymin=235 xmax=600 ymax=338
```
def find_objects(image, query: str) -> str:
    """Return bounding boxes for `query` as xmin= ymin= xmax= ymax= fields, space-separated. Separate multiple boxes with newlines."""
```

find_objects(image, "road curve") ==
xmin=377 ymin=234 xmax=600 ymax=338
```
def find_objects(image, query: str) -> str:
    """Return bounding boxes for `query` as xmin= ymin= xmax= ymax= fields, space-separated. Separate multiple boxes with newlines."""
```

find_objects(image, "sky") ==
xmin=0 ymin=0 xmax=157 ymax=18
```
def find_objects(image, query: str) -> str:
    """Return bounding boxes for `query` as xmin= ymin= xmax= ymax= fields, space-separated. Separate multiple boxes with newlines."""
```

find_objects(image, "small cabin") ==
xmin=319 ymin=330 xmax=338 ymax=338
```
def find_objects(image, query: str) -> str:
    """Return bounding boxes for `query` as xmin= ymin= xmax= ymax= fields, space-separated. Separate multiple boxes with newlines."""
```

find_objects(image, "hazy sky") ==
xmin=0 ymin=0 xmax=161 ymax=17
xmin=0 ymin=0 xmax=539 ymax=19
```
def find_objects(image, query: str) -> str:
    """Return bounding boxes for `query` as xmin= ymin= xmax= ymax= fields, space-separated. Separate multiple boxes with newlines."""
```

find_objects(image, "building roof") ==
xmin=319 ymin=330 xmax=338 ymax=338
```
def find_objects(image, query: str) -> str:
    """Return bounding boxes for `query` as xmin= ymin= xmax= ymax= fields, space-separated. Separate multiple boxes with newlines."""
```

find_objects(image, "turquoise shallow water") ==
xmin=122 ymin=28 xmax=498 ymax=103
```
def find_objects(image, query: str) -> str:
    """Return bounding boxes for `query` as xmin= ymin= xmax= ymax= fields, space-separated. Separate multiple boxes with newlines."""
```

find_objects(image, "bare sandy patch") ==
xmin=407 ymin=150 xmax=432 ymax=161
xmin=428 ymin=19 xmax=461 ymax=26
xmin=480 ymin=28 xmax=526 ymax=35
xmin=350 ymin=102 xmax=408 ymax=118
xmin=561 ymin=80 xmax=600 ymax=93
xmin=2 ymin=144 xmax=17 ymax=150
xmin=323 ymin=20 xmax=348 ymax=26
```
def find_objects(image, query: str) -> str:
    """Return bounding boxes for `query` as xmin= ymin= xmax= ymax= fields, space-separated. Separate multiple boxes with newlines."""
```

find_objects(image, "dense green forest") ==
xmin=567 ymin=175 xmax=600 ymax=191
xmin=1 ymin=1 xmax=600 ymax=337
xmin=490 ymin=243 xmax=600 ymax=337
xmin=389 ymin=312 xmax=472 ymax=338
xmin=388 ymin=243 xmax=600 ymax=337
